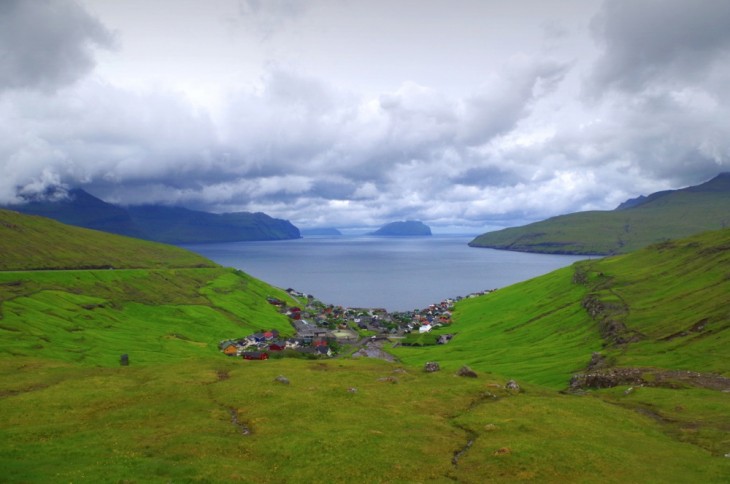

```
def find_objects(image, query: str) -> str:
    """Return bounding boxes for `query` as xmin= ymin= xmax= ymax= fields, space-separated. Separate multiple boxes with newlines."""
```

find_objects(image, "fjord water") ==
xmin=184 ymin=236 xmax=587 ymax=311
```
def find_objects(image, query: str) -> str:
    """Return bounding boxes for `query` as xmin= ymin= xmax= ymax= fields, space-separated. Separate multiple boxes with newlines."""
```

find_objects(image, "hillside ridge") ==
xmin=469 ymin=173 xmax=730 ymax=254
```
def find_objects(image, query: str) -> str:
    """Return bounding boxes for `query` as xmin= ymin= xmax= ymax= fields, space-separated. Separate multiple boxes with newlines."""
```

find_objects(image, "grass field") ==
xmin=2 ymin=357 xmax=728 ymax=483
xmin=1 ymin=212 xmax=729 ymax=481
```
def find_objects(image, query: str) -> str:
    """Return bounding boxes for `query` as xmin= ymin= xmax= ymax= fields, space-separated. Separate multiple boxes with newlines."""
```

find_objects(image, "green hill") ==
xmin=469 ymin=173 xmax=730 ymax=255
xmin=0 ymin=208 xmax=215 ymax=270
xmin=1 ymin=211 xmax=728 ymax=481
xmin=394 ymin=227 xmax=730 ymax=465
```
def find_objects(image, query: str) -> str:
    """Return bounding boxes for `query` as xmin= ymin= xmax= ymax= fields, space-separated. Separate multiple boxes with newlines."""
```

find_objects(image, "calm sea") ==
xmin=182 ymin=235 xmax=587 ymax=312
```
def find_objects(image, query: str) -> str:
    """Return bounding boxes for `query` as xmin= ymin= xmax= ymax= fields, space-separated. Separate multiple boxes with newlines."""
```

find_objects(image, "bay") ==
xmin=182 ymin=235 xmax=587 ymax=312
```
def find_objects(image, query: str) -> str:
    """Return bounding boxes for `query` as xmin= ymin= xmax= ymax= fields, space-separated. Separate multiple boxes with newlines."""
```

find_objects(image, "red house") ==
xmin=242 ymin=352 xmax=269 ymax=360
xmin=269 ymin=343 xmax=286 ymax=352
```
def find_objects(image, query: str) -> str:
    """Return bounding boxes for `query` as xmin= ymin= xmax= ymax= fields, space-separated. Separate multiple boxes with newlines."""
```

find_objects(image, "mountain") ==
xmin=126 ymin=205 xmax=301 ymax=244
xmin=370 ymin=220 xmax=432 ymax=236
xmin=3 ymin=188 xmax=301 ymax=244
xmin=469 ymin=173 xmax=730 ymax=254
xmin=5 ymin=187 xmax=143 ymax=238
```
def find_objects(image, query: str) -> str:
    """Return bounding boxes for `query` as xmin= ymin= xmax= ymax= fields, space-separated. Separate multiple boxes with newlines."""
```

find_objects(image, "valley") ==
xmin=0 ymin=209 xmax=729 ymax=482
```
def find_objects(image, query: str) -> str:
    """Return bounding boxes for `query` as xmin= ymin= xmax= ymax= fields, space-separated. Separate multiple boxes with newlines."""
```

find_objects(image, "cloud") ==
xmin=3 ymin=0 xmax=730 ymax=234
xmin=588 ymin=0 xmax=730 ymax=95
xmin=459 ymin=57 xmax=569 ymax=145
xmin=236 ymin=0 xmax=308 ymax=40
xmin=579 ymin=0 xmax=730 ymax=187
xmin=0 ymin=80 xmax=219 ymax=204
xmin=0 ymin=0 xmax=114 ymax=92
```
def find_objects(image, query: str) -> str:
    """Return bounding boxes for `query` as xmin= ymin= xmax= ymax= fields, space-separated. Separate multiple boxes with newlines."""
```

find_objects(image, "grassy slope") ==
xmin=0 ymin=268 xmax=295 ymax=365
xmin=397 ymin=228 xmax=730 ymax=385
xmin=0 ymin=208 xmax=214 ymax=270
xmin=1 ymin=212 xmax=729 ymax=481
xmin=393 ymin=227 xmax=730 ymax=468
xmin=469 ymin=176 xmax=730 ymax=255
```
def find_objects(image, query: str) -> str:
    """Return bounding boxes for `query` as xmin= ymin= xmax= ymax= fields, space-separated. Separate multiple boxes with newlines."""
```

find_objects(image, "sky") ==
xmin=1 ymin=0 xmax=729 ymax=234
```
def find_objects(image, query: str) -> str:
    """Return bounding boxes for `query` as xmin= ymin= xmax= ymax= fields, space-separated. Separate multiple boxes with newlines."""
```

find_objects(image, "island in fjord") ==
xmin=370 ymin=220 xmax=432 ymax=236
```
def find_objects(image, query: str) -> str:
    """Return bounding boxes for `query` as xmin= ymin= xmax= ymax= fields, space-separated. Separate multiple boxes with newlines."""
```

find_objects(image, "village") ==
xmin=218 ymin=287 xmax=497 ymax=360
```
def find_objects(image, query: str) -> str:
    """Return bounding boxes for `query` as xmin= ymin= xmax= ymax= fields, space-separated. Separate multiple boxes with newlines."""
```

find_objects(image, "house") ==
xmin=315 ymin=346 xmax=332 ymax=357
xmin=220 ymin=341 xmax=239 ymax=355
xmin=242 ymin=351 xmax=269 ymax=360
xmin=223 ymin=344 xmax=239 ymax=356
xmin=269 ymin=342 xmax=287 ymax=352
xmin=285 ymin=339 xmax=301 ymax=349
xmin=419 ymin=324 xmax=432 ymax=333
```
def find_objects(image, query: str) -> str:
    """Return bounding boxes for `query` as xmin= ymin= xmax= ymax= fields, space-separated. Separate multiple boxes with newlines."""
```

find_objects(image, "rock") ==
xmin=274 ymin=375 xmax=290 ymax=385
xmin=347 ymin=387 xmax=358 ymax=393
xmin=424 ymin=361 xmax=441 ymax=373
xmin=377 ymin=376 xmax=398 ymax=384
xmin=484 ymin=424 xmax=498 ymax=431
xmin=587 ymin=352 xmax=608 ymax=370
xmin=505 ymin=379 xmax=521 ymax=392
xmin=456 ymin=365 xmax=478 ymax=378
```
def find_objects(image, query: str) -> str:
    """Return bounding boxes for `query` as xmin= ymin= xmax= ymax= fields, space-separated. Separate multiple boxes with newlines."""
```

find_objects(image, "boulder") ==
xmin=274 ymin=375 xmax=290 ymax=385
xmin=505 ymin=379 xmax=521 ymax=392
xmin=424 ymin=361 xmax=441 ymax=373
xmin=456 ymin=366 xmax=478 ymax=378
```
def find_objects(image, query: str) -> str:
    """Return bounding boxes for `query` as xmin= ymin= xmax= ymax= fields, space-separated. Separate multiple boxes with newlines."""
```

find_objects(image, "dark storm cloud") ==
xmin=0 ymin=0 xmax=114 ymax=92
xmin=588 ymin=0 xmax=730 ymax=95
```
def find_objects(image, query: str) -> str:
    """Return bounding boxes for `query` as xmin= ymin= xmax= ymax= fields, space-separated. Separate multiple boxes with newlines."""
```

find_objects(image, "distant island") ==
xmin=300 ymin=227 xmax=343 ymax=236
xmin=370 ymin=220 xmax=432 ymax=236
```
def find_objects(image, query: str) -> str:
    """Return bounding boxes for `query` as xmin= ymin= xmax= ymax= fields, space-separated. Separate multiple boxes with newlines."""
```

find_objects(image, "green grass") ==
xmin=1 ymin=211 xmax=729 ymax=481
xmin=1 ymin=357 xmax=728 ymax=483
xmin=392 ymin=266 xmax=601 ymax=389
xmin=0 ymin=268 xmax=294 ymax=365
xmin=0 ymin=208 xmax=215 ymax=270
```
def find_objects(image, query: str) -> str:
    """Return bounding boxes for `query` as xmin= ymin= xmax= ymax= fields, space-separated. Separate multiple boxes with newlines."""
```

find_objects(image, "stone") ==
xmin=347 ymin=387 xmax=358 ymax=393
xmin=424 ymin=361 xmax=441 ymax=373
xmin=456 ymin=365 xmax=478 ymax=378
xmin=377 ymin=376 xmax=398 ymax=384
xmin=587 ymin=352 xmax=607 ymax=370
xmin=505 ymin=379 xmax=521 ymax=392
xmin=274 ymin=375 xmax=290 ymax=385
